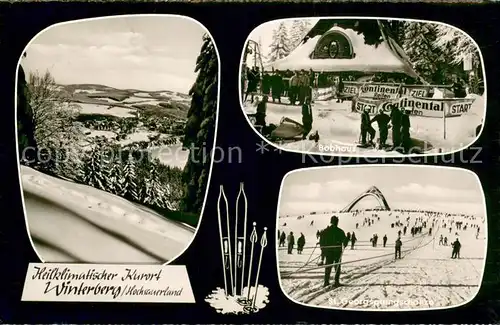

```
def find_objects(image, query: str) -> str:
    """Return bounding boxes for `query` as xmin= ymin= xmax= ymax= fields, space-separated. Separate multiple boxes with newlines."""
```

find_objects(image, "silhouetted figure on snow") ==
xmin=287 ymin=232 xmax=295 ymax=254
xmin=395 ymin=237 xmax=402 ymax=259
xmin=452 ymin=238 xmax=461 ymax=259
xmin=297 ymin=233 xmax=306 ymax=254
xmin=321 ymin=216 xmax=346 ymax=287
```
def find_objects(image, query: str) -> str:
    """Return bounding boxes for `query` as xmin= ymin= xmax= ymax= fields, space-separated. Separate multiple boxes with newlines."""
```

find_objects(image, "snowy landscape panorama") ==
xmin=16 ymin=15 xmax=218 ymax=264
xmin=277 ymin=166 xmax=486 ymax=310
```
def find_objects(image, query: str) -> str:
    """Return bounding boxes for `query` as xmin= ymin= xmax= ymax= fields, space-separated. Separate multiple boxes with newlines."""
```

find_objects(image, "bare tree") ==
xmin=28 ymin=71 xmax=82 ymax=177
xmin=28 ymin=70 xmax=81 ymax=147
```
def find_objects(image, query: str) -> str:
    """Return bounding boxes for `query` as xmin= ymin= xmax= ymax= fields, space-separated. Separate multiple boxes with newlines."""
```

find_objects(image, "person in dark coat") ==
xmin=297 ymin=233 xmax=306 ymax=254
xmin=245 ymin=67 xmax=259 ymax=103
xmin=279 ymin=231 xmax=286 ymax=247
xmin=383 ymin=234 xmax=388 ymax=247
xmin=395 ymin=237 xmax=402 ymax=259
xmin=301 ymin=97 xmax=313 ymax=139
xmin=429 ymin=227 xmax=433 ymax=236
xmin=271 ymin=72 xmax=284 ymax=104
xmin=262 ymin=72 xmax=271 ymax=96
xmin=287 ymin=231 xmax=295 ymax=254
xmin=400 ymin=108 xmax=412 ymax=154
xmin=403 ymin=226 xmax=407 ymax=236
xmin=321 ymin=216 xmax=346 ymax=287
xmin=318 ymin=229 xmax=326 ymax=265
xmin=451 ymin=76 xmax=467 ymax=98
xmin=371 ymin=109 xmax=391 ymax=149
xmin=360 ymin=108 xmax=376 ymax=146
xmin=444 ymin=236 xmax=448 ymax=246
xmin=255 ymin=95 xmax=268 ymax=127
xmin=277 ymin=230 xmax=281 ymax=242
xmin=390 ymin=106 xmax=402 ymax=150
xmin=350 ymin=232 xmax=357 ymax=250
xmin=336 ymin=76 xmax=345 ymax=103
xmin=452 ymin=238 xmax=461 ymax=259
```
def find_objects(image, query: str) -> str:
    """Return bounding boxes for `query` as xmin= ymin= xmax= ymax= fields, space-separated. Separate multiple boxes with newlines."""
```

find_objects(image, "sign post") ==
xmin=443 ymin=106 xmax=447 ymax=140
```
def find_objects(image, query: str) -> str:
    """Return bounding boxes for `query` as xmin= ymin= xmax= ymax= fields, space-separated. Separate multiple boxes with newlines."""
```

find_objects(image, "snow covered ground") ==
xmin=21 ymin=165 xmax=195 ymax=264
xmin=134 ymin=92 xmax=152 ymax=98
xmin=150 ymin=143 xmax=190 ymax=170
xmin=76 ymin=103 xmax=136 ymax=118
xmin=74 ymin=89 xmax=102 ymax=94
xmin=277 ymin=210 xmax=486 ymax=310
xmin=244 ymin=95 xmax=484 ymax=155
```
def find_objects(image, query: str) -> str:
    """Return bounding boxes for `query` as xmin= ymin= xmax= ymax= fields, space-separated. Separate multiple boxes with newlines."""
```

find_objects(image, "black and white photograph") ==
xmin=240 ymin=18 xmax=486 ymax=156
xmin=277 ymin=166 xmax=486 ymax=310
xmin=16 ymin=15 xmax=219 ymax=263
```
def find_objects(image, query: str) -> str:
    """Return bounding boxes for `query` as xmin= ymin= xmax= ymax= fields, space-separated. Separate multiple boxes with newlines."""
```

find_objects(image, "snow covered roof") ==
xmin=265 ymin=26 xmax=420 ymax=78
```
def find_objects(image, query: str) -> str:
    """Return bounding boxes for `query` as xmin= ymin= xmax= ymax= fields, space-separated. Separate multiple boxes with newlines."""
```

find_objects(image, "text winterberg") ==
xmin=32 ymin=266 xmax=118 ymax=281
xmin=125 ymin=285 xmax=183 ymax=296
xmin=44 ymin=281 xmax=121 ymax=298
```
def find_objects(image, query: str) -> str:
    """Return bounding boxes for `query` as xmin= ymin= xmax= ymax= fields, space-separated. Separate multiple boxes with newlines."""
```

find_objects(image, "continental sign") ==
xmin=358 ymin=84 xmax=401 ymax=99
xmin=354 ymin=96 xmax=475 ymax=118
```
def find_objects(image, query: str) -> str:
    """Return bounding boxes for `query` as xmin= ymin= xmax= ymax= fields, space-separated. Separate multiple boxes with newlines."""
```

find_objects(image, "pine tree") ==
xmin=143 ymin=161 xmax=165 ymax=208
xmin=105 ymin=158 xmax=118 ymax=194
xmin=17 ymin=64 xmax=38 ymax=165
xmin=180 ymin=34 xmax=218 ymax=214
xmin=402 ymin=22 xmax=460 ymax=84
xmin=268 ymin=22 xmax=291 ymax=62
xmin=289 ymin=20 xmax=312 ymax=51
xmin=81 ymin=148 xmax=106 ymax=190
xmin=124 ymin=154 xmax=140 ymax=201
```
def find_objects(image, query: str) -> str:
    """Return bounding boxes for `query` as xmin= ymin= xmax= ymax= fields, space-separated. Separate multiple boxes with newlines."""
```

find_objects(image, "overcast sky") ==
xmin=21 ymin=16 xmax=207 ymax=94
xmin=279 ymin=166 xmax=484 ymax=216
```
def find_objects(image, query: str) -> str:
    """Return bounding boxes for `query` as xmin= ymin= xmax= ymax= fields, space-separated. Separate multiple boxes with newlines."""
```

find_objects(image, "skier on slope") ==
xmin=287 ymin=231 xmax=295 ymax=254
xmin=360 ymin=107 xmax=375 ymax=147
xmin=451 ymin=238 xmax=462 ymax=259
xmin=350 ymin=232 xmax=357 ymax=250
xmin=395 ymin=236 xmax=402 ymax=259
xmin=371 ymin=108 xmax=391 ymax=149
xmin=400 ymin=108 xmax=412 ymax=154
xmin=321 ymin=216 xmax=347 ymax=287
xmin=297 ymin=233 xmax=306 ymax=254
xmin=279 ymin=231 xmax=286 ymax=247
xmin=383 ymin=234 xmax=388 ymax=247
xmin=390 ymin=105 xmax=402 ymax=150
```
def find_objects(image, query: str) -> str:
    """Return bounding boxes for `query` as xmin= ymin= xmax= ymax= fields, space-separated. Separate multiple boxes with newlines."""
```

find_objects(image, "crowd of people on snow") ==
xmin=243 ymin=64 xmax=478 ymax=150
xmin=278 ymin=210 xmax=483 ymax=287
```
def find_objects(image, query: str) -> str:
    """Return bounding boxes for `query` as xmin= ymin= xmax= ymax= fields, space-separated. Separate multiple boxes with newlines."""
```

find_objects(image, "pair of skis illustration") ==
xmin=217 ymin=183 xmax=268 ymax=312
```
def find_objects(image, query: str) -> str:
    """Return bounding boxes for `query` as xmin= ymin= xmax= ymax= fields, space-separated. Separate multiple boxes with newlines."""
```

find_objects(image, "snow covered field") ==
xmin=76 ymin=103 xmax=136 ymax=118
xmin=21 ymin=165 xmax=195 ymax=264
xmin=277 ymin=210 xmax=486 ymax=309
xmin=244 ymin=95 xmax=484 ymax=155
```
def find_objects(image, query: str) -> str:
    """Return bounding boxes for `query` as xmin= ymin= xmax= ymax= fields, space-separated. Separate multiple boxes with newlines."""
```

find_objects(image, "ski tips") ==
xmin=253 ymin=222 xmax=256 ymax=226
xmin=261 ymin=229 xmax=268 ymax=247
xmin=250 ymin=225 xmax=258 ymax=243
xmin=240 ymin=182 xmax=244 ymax=189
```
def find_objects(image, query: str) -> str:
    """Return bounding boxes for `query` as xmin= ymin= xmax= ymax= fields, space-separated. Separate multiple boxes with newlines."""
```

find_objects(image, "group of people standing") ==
xmin=360 ymin=106 xmax=412 ymax=153
xmin=244 ymin=66 xmax=316 ymax=106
